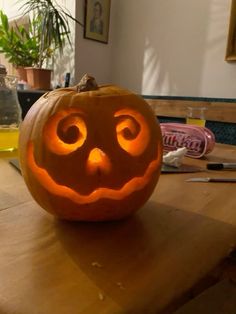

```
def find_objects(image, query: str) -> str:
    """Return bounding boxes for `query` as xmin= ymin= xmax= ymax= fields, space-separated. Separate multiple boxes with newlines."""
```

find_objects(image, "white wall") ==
xmin=74 ymin=0 xmax=113 ymax=85
xmin=110 ymin=0 xmax=236 ymax=98
xmin=0 ymin=0 xmax=22 ymax=18
xmin=51 ymin=0 xmax=77 ymax=87
xmin=1 ymin=0 xmax=236 ymax=98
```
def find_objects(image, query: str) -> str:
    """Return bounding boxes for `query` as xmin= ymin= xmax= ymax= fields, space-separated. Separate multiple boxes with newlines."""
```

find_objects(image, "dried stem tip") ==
xmin=77 ymin=74 xmax=98 ymax=92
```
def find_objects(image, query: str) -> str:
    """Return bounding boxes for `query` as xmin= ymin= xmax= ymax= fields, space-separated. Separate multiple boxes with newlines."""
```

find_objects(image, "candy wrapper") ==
xmin=160 ymin=123 xmax=215 ymax=158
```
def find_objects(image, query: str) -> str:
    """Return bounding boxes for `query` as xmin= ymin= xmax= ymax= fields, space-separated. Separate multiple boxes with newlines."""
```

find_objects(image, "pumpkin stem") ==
xmin=77 ymin=74 xmax=98 ymax=92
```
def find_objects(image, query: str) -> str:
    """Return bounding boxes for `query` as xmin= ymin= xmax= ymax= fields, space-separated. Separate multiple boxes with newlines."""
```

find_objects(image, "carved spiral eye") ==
xmin=43 ymin=110 xmax=87 ymax=155
xmin=115 ymin=109 xmax=150 ymax=156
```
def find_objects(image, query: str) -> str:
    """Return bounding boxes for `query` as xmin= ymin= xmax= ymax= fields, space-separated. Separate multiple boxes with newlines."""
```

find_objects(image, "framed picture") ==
xmin=225 ymin=0 xmax=236 ymax=61
xmin=84 ymin=0 xmax=111 ymax=44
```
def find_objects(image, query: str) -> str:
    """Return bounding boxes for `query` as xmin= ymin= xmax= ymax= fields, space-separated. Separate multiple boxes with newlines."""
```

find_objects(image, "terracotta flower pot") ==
xmin=26 ymin=67 xmax=52 ymax=90
xmin=16 ymin=67 xmax=28 ymax=82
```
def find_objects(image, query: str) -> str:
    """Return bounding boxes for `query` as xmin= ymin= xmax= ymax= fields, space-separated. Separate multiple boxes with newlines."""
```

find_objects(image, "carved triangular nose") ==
xmin=86 ymin=148 xmax=111 ymax=175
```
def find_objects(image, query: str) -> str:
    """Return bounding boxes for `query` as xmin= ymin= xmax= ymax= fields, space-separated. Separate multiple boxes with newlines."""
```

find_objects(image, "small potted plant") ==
xmin=0 ymin=10 xmax=40 ymax=81
xmin=20 ymin=0 xmax=83 ymax=90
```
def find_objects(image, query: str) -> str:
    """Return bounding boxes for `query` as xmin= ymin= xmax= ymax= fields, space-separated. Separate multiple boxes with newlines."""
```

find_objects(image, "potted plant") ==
xmin=0 ymin=10 xmax=40 ymax=81
xmin=20 ymin=0 xmax=83 ymax=90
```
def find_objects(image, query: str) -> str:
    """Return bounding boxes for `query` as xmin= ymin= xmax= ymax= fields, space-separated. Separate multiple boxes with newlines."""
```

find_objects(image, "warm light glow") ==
xmin=86 ymin=147 xmax=111 ymax=175
xmin=43 ymin=109 xmax=87 ymax=155
xmin=27 ymin=141 xmax=161 ymax=204
xmin=115 ymin=109 xmax=150 ymax=156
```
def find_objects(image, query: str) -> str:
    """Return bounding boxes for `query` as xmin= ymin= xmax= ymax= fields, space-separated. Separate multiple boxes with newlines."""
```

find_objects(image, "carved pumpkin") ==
xmin=19 ymin=75 xmax=163 ymax=221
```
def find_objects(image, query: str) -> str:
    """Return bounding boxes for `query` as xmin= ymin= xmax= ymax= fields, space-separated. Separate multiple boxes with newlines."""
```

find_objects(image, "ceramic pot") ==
xmin=26 ymin=67 xmax=52 ymax=90
xmin=16 ymin=67 xmax=27 ymax=82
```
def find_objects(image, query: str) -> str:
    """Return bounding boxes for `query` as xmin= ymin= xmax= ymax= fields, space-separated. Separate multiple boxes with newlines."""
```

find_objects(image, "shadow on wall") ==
xmin=51 ymin=44 xmax=75 ymax=88
xmin=142 ymin=0 xmax=211 ymax=96
xmin=111 ymin=0 xmax=228 ymax=96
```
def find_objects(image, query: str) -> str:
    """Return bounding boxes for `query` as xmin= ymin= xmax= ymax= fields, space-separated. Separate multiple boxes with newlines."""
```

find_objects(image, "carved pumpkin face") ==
xmin=19 ymin=77 xmax=163 ymax=221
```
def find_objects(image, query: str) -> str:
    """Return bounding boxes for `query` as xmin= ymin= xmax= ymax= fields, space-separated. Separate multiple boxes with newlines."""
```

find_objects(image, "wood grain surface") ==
xmin=0 ymin=144 xmax=236 ymax=314
xmin=146 ymin=98 xmax=236 ymax=123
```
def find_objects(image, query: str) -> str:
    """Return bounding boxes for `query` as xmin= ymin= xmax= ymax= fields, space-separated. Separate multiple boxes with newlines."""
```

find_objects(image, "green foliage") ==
xmin=0 ymin=10 xmax=41 ymax=67
xmin=0 ymin=1 xmax=83 ymax=69
xmin=20 ymin=0 xmax=83 ymax=68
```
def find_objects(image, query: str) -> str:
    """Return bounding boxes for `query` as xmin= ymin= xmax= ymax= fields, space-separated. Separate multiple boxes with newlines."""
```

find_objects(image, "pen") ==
xmin=186 ymin=177 xmax=236 ymax=183
xmin=207 ymin=162 xmax=236 ymax=170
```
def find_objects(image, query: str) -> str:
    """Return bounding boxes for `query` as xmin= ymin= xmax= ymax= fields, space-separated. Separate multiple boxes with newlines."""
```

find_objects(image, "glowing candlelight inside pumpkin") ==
xmin=87 ymin=147 xmax=111 ymax=175
xmin=19 ymin=74 xmax=163 ymax=221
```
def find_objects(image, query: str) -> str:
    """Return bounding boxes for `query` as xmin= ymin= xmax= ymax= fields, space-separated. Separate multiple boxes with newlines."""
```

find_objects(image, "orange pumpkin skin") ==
xmin=19 ymin=82 xmax=163 ymax=221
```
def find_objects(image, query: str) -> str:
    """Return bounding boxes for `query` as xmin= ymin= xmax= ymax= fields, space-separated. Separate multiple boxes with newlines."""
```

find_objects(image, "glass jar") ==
xmin=0 ymin=67 xmax=22 ymax=152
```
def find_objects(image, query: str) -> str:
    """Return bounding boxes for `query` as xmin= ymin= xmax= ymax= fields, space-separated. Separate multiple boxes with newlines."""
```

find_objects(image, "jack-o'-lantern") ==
xmin=19 ymin=74 xmax=163 ymax=221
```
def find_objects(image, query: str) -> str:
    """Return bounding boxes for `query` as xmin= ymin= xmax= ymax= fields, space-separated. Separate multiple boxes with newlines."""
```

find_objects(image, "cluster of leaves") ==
xmin=0 ymin=10 xmax=40 ymax=67
xmin=20 ymin=0 xmax=83 ymax=68
xmin=0 ymin=1 xmax=83 ymax=69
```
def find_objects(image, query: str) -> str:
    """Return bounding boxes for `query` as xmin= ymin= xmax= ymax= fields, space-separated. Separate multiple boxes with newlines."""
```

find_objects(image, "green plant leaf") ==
xmin=0 ymin=10 xmax=9 ymax=31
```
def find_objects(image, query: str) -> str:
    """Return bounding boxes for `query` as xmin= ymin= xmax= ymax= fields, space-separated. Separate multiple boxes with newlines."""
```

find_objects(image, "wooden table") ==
xmin=0 ymin=144 xmax=236 ymax=314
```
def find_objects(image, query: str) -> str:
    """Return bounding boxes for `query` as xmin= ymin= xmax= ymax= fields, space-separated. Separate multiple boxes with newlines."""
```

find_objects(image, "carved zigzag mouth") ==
xmin=27 ymin=141 xmax=160 ymax=204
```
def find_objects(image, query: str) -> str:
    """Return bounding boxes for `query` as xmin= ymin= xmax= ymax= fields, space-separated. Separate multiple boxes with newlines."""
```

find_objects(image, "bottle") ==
xmin=0 ymin=65 xmax=22 ymax=152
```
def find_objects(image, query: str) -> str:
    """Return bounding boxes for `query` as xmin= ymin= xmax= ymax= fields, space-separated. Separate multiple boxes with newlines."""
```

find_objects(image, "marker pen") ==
xmin=207 ymin=163 xmax=236 ymax=170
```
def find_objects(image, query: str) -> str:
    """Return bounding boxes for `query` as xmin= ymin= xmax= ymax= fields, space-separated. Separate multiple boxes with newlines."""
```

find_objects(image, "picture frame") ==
xmin=225 ymin=0 xmax=236 ymax=61
xmin=84 ymin=0 xmax=111 ymax=44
